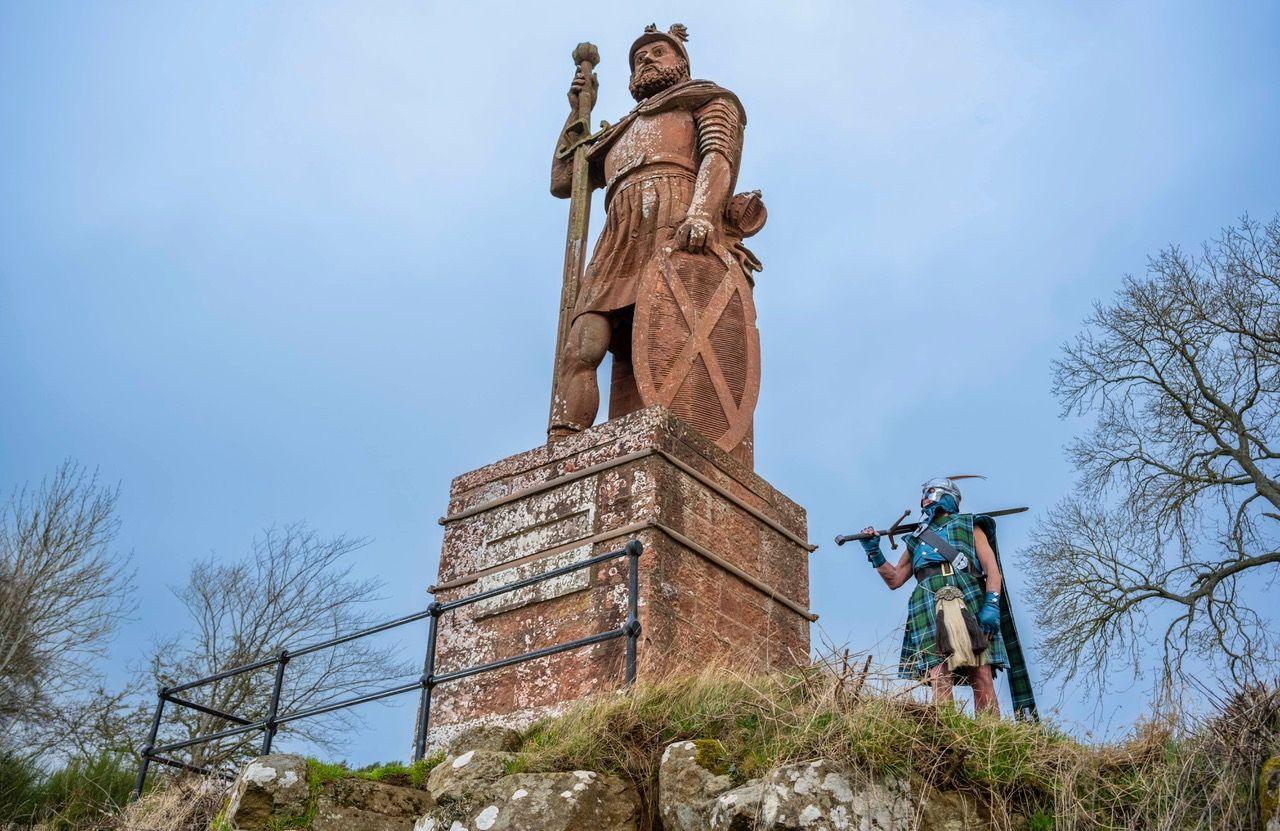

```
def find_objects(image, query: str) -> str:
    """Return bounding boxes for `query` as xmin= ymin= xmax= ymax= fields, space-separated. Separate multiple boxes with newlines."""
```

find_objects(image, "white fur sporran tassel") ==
xmin=933 ymin=585 xmax=989 ymax=671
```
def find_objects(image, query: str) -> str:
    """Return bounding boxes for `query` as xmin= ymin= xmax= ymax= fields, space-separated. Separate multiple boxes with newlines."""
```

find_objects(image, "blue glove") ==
xmin=978 ymin=592 xmax=1001 ymax=636
xmin=859 ymin=533 xmax=886 ymax=568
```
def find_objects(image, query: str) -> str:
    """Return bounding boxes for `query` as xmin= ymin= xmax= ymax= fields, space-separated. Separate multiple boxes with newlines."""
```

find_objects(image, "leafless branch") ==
xmin=1022 ymin=214 xmax=1280 ymax=694
xmin=146 ymin=523 xmax=413 ymax=771
xmin=0 ymin=460 xmax=135 ymax=752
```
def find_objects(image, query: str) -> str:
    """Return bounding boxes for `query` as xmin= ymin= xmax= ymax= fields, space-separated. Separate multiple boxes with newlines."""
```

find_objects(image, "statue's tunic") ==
xmin=573 ymin=79 xmax=745 ymax=320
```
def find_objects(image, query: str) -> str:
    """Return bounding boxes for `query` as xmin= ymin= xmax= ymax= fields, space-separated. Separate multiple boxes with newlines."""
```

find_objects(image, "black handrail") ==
xmin=132 ymin=539 xmax=643 ymax=799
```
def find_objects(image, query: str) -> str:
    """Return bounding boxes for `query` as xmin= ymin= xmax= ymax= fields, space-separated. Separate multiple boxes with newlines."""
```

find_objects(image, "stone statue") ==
xmin=547 ymin=24 xmax=766 ymax=464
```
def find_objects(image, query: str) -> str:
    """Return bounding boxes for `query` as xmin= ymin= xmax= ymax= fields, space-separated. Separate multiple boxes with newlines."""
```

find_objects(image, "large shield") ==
xmin=633 ymin=241 xmax=761 ymax=453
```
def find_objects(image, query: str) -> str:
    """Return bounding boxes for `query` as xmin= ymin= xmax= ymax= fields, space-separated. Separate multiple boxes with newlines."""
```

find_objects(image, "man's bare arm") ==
xmin=877 ymin=547 xmax=913 ymax=590
xmin=974 ymin=527 xmax=1003 ymax=594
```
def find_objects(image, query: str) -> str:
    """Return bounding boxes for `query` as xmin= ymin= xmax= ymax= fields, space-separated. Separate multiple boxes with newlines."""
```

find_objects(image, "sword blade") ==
xmin=834 ymin=506 xmax=1029 ymax=546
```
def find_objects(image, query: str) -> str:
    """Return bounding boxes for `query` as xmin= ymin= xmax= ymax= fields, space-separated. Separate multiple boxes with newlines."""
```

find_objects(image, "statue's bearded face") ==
xmin=629 ymin=41 xmax=689 ymax=101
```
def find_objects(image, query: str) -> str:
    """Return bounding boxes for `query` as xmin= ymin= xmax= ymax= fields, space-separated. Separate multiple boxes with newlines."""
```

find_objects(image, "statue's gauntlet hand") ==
xmin=567 ymin=67 xmax=597 ymax=109
xmin=675 ymin=213 xmax=718 ymax=254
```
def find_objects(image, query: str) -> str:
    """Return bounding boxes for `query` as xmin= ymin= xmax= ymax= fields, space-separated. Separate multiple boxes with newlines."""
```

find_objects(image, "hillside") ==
xmin=114 ymin=661 xmax=1280 ymax=831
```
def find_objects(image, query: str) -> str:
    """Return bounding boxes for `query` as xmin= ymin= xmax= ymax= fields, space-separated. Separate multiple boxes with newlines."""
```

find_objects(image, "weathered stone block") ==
xmin=416 ymin=770 xmax=639 ymax=831
xmin=658 ymin=739 xmax=733 ymax=831
xmin=709 ymin=760 xmax=916 ymax=830
xmin=426 ymin=750 xmax=517 ymax=804
xmin=447 ymin=724 xmax=522 ymax=756
xmin=425 ymin=407 xmax=812 ymax=744
xmin=222 ymin=754 xmax=432 ymax=831
xmin=312 ymin=778 xmax=433 ymax=831
xmin=222 ymin=754 xmax=309 ymax=830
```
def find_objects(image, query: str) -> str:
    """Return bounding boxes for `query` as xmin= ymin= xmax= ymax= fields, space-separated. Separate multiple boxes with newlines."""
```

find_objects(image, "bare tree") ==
xmin=0 ymin=461 xmax=135 ymax=748
xmin=1023 ymin=214 xmax=1280 ymax=693
xmin=147 ymin=523 xmax=412 ymax=770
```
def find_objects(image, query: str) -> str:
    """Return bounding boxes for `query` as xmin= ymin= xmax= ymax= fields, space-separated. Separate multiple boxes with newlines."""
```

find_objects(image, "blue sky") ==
xmin=3 ymin=1 xmax=1277 ymax=764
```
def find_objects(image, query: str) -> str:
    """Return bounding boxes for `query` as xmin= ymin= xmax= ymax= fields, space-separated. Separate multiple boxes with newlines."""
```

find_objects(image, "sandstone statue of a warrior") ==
xmin=547 ymin=24 xmax=766 ymax=464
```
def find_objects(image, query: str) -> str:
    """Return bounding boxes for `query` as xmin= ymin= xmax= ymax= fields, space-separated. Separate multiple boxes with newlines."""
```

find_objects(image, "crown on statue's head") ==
xmin=629 ymin=23 xmax=690 ymax=71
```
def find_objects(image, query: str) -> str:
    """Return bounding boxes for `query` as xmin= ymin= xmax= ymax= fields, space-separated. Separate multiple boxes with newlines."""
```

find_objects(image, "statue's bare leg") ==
xmin=969 ymin=666 xmax=999 ymax=715
xmin=549 ymin=312 xmax=611 ymax=439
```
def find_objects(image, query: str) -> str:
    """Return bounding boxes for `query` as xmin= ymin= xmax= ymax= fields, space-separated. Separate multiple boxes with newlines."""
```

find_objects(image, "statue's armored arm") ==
xmin=550 ymin=109 xmax=580 ymax=199
xmin=675 ymin=96 xmax=744 ymax=253
xmin=551 ymin=65 xmax=598 ymax=199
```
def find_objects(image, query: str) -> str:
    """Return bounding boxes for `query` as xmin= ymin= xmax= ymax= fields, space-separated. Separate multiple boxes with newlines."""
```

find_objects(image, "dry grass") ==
xmin=106 ymin=777 xmax=226 ymax=831
xmin=512 ymin=655 xmax=1278 ymax=830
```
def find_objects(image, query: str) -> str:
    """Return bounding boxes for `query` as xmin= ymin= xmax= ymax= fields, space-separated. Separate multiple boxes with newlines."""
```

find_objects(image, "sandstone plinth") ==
xmin=427 ymin=407 xmax=813 ymax=745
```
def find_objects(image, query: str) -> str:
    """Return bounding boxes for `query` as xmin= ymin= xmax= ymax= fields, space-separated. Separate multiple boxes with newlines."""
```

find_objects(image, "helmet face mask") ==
xmin=922 ymin=486 xmax=952 ymax=505
xmin=921 ymin=477 xmax=963 ymax=509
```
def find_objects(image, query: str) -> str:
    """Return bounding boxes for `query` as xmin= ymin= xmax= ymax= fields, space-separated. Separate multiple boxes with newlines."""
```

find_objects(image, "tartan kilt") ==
xmin=899 ymin=567 xmax=1009 ymax=680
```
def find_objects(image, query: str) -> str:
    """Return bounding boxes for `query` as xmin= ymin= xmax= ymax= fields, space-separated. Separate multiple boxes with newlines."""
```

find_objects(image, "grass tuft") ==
xmin=352 ymin=754 xmax=444 ymax=789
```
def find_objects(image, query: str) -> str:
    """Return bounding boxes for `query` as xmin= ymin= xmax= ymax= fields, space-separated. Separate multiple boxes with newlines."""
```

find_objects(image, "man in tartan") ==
xmin=858 ymin=477 xmax=1009 ymax=714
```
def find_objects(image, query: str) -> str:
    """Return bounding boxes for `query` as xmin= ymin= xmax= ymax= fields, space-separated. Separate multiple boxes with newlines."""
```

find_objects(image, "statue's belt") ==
xmin=605 ymin=161 xmax=696 ymax=206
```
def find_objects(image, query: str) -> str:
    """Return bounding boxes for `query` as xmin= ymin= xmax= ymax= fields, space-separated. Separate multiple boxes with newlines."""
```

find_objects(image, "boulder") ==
xmin=709 ymin=759 xmax=914 ymax=830
xmin=222 ymin=754 xmax=310 ymax=829
xmin=658 ymin=740 xmax=734 ymax=831
xmin=447 ymin=724 xmax=522 ymax=755
xmin=917 ymin=786 xmax=986 ymax=831
xmin=416 ymin=770 xmax=639 ymax=831
xmin=312 ymin=777 xmax=434 ymax=831
xmin=707 ymin=780 xmax=765 ymax=830
xmin=426 ymin=750 xmax=517 ymax=804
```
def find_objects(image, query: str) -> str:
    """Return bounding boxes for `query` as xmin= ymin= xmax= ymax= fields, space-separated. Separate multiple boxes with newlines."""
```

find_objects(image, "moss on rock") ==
xmin=1261 ymin=755 xmax=1280 ymax=826
xmin=690 ymin=739 xmax=730 ymax=777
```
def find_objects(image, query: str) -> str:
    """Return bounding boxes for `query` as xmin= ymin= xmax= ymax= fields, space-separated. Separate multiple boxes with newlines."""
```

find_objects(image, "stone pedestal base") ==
xmin=426 ymin=407 xmax=813 ymax=747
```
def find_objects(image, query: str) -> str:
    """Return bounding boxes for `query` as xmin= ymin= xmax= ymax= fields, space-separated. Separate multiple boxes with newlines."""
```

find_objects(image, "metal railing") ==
xmin=132 ymin=539 xmax=644 ymax=799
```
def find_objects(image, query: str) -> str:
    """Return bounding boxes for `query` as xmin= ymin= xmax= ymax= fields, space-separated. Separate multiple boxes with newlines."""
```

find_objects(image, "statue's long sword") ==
xmin=547 ymin=42 xmax=600 ymax=433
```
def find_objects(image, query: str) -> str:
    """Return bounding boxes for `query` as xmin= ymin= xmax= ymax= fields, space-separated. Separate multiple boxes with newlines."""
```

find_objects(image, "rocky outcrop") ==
xmin=657 ymin=740 xmax=991 ymax=831
xmin=416 ymin=770 xmax=640 ymax=831
xmin=714 ymin=759 xmax=914 ymax=830
xmin=447 ymin=725 xmax=522 ymax=755
xmin=916 ymin=786 xmax=987 ymax=831
xmin=223 ymin=754 xmax=310 ymax=829
xmin=312 ymin=778 xmax=434 ymax=831
xmin=659 ymin=739 xmax=734 ymax=831
xmin=220 ymin=753 xmax=432 ymax=831
xmin=1263 ymin=755 xmax=1280 ymax=831
xmin=426 ymin=750 xmax=518 ymax=804
xmin=416 ymin=725 xmax=641 ymax=831
xmin=220 ymin=739 xmax=998 ymax=830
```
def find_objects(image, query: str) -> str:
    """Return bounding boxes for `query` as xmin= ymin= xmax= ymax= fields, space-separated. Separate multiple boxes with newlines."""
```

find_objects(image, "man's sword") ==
xmin=547 ymin=42 xmax=600 ymax=433
xmin=834 ymin=506 xmax=1029 ymax=547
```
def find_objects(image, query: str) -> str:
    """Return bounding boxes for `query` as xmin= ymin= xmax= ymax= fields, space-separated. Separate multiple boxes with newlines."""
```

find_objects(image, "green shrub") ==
xmin=0 ymin=751 xmax=44 ymax=825
xmin=34 ymin=752 xmax=136 ymax=830
xmin=0 ymin=751 xmax=135 ymax=830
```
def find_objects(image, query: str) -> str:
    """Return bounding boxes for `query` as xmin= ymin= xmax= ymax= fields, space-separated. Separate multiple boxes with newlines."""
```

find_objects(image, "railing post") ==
xmin=132 ymin=685 xmax=167 ymax=801
xmin=260 ymin=649 xmax=289 ymax=755
xmin=624 ymin=539 xmax=643 ymax=685
xmin=413 ymin=600 xmax=442 ymax=762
